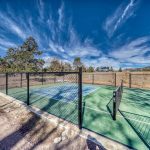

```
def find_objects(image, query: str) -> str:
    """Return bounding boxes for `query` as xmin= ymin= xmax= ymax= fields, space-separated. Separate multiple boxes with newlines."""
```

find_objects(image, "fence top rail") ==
xmin=83 ymin=72 xmax=115 ymax=74
xmin=0 ymin=71 xmax=79 ymax=74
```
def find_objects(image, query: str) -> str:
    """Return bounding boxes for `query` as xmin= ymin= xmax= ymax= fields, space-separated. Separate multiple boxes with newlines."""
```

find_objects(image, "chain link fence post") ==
xmin=78 ymin=67 xmax=82 ymax=129
xmin=27 ymin=73 xmax=30 ymax=105
xmin=6 ymin=73 xmax=8 ymax=95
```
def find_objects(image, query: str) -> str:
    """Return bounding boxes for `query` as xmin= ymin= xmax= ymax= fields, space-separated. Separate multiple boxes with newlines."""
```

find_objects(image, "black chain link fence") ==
xmin=0 ymin=69 xmax=82 ymax=128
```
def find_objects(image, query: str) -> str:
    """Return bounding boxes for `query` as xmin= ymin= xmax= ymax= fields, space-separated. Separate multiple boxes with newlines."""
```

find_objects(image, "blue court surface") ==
xmin=31 ymin=83 xmax=99 ymax=103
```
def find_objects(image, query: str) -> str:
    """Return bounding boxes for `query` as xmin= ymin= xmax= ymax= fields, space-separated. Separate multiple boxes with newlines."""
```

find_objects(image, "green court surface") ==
xmin=1 ymin=83 xmax=150 ymax=150
xmin=82 ymin=85 xmax=150 ymax=150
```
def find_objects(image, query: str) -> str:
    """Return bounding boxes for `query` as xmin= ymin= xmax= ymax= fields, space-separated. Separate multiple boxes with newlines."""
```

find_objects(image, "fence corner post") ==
xmin=27 ymin=73 xmax=30 ymax=105
xmin=78 ymin=67 xmax=82 ymax=129
xmin=6 ymin=73 xmax=8 ymax=95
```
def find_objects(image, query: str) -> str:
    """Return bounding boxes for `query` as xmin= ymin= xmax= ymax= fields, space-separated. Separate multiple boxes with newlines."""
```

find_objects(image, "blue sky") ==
xmin=0 ymin=0 xmax=150 ymax=69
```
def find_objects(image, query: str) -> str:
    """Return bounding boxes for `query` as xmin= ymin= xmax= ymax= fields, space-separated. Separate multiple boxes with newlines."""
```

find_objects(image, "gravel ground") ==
xmin=0 ymin=95 xmax=130 ymax=150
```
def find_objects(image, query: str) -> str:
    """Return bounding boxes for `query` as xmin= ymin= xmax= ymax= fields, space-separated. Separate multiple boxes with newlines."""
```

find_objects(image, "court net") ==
xmin=113 ymin=80 xmax=123 ymax=120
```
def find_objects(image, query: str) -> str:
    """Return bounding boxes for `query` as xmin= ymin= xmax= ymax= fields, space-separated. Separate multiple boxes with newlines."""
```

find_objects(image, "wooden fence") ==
xmin=1 ymin=72 xmax=150 ymax=89
xmin=83 ymin=72 xmax=150 ymax=89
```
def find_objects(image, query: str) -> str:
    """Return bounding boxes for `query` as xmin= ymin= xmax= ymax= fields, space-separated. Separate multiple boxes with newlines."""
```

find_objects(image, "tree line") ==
xmin=0 ymin=36 xmax=120 ymax=73
xmin=0 ymin=37 xmax=44 ymax=72
xmin=0 ymin=37 xmax=95 ymax=72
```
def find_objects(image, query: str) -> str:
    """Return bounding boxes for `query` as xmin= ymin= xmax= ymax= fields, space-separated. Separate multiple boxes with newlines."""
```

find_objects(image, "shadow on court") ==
xmin=106 ymin=96 xmax=114 ymax=119
xmin=119 ymin=110 xmax=150 ymax=149
xmin=29 ymin=86 xmax=79 ymax=125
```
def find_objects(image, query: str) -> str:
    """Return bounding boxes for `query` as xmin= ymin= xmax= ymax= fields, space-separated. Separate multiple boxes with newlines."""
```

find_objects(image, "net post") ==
xmin=21 ymin=73 xmax=22 ymax=88
xmin=27 ymin=73 xmax=30 ymax=105
xmin=113 ymin=91 xmax=116 ymax=120
xmin=78 ymin=67 xmax=82 ymax=129
xmin=129 ymin=73 xmax=131 ymax=88
xmin=6 ymin=73 xmax=8 ymax=95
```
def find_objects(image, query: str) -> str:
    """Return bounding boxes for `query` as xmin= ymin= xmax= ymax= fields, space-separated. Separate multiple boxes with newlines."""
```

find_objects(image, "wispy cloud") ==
xmin=58 ymin=2 xmax=65 ymax=30
xmin=0 ymin=1 xmax=104 ymax=66
xmin=0 ymin=0 xmax=148 ymax=69
xmin=47 ymin=15 xmax=56 ymax=41
xmin=43 ymin=55 xmax=72 ymax=68
xmin=42 ymin=2 xmax=103 ymax=64
xmin=37 ymin=0 xmax=45 ymax=20
xmin=67 ymin=43 xmax=101 ymax=58
xmin=0 ymin=37 xmax=17 ymax=48
xmin=0 ymin=12 xmax=27 ymax=39
xmin=103 ymin=0 xmax=138 ymax=37
xmin=109 ymin=36 xmax=150 ymax=66
xmin=0 ymin=45 xmax=7 ymax=52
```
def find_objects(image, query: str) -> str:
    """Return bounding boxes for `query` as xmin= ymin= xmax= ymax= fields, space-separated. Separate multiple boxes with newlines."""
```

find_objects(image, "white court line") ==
xmin=84 ymin=105 xmax=150 ymax=125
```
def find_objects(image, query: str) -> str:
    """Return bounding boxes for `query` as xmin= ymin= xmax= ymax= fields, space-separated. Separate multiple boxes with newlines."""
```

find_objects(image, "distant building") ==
xmin=96 ymin=66 xmax=112 ymax=72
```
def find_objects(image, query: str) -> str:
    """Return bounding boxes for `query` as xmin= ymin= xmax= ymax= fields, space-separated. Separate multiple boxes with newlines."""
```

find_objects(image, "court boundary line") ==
xmin=84 ymin=105 xmax=150 ymax=125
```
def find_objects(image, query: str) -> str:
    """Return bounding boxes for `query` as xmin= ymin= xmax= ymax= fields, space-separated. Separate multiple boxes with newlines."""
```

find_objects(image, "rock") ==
xmin=53 ymin=137 xmax=61 ymax=144
xmin=62 ymin=131 xmax=66 ymax=137
xmin=61 ymin=136 xmax=66 ymax=141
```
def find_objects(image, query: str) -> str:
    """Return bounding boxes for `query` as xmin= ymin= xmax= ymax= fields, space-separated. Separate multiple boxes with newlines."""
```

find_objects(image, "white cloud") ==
xmin=68 ymin=23 xmax=80 ymax=47
xmin=0 ymin=12 xmax=26 ymax=39
xmin=1 ymin=1 xmax=148 ymax=69
xmin=98 ymin=56 xmax=120 ymax=69
xmin=0 ymin=37 xmax=16 ymax=48
xmin=80 ymin=56 xmax=120 ymax=69
xmin=0 ymin=1 xmax=102 ymax=63
xmin=0 ymin=45 xmax=7 ymax=52
xmin=127 ymin=56 xmax=150 ymax=64
xmin=37 ymin=0 xmax=44 ymax=20
xmin=27 ymin=17 xmax=43 ymax=47
xmin=47 ymin=15 xmax=56 ymax=40
xmin=48 ymin=41 xmax=65 ymax=53
xmin=45 ymin=5 xmax=103 ymax=60
xmin=103 ymin=0 xmax=138 ymax=37
xmin=42 ymin=55 xmax=72 ymax=68
xmin=58 ymin=2 xmax=65 ymax=30
xmin=110 ymin=37 xmax=150 ymax=59
xmin=109 ymin=36 xmax=150 ymax=66
xmin=68 ymin=46 xmax=101 ymax=57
